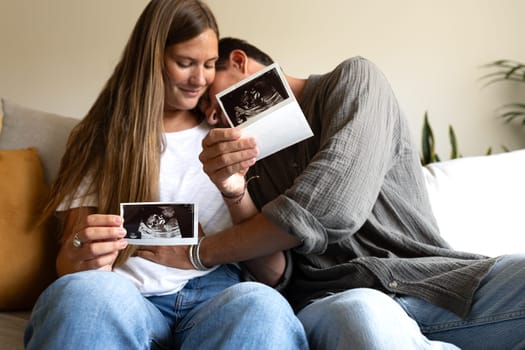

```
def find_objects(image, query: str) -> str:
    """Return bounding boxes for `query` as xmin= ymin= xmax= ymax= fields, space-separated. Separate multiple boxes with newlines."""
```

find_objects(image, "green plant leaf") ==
xmin=448 ymin=125 xmax=459 ymax=159
xmin=482 ymin=59 xmax=525 ymax=129
xmin=421 ymin=111 xmax=437 ymax=165
xmin=480 ymin=60 xmax=525 ymax=87
xmin=498 ymin=105 xmax=525 ymax=123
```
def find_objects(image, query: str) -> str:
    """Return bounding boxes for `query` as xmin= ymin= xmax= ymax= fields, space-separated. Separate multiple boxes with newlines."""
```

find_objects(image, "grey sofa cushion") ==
xmin=0 ymin=98 xmax=79 ymax=183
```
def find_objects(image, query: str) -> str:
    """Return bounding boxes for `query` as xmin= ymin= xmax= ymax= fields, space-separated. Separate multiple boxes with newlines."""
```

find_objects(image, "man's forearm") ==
xmin=200 ymin=213 xmax=302 ymax=267
xmin=220 ymin=189 xmax=296 ymax=285
xmin=243 ymin=253 xmax=287 ymax=286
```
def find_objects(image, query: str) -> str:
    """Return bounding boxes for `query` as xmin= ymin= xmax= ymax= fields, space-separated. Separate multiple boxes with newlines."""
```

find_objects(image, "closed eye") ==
xmin=177 ymin=60 xmax=192 ymax=68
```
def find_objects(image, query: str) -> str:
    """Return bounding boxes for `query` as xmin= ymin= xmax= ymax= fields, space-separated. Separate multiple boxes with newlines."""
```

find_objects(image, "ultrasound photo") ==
xmin=215 ymin=63 xmax=313 ymax=160
xmin=120 ymin=202 xmax=197 ymax=245
xmin=218 ymin=66 xmax=289 ymax=126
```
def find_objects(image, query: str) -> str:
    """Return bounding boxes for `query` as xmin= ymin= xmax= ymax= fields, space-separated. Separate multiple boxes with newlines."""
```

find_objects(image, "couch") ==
xmin=0 ymin=99 xmax=78 ymax=350
xmin=1 ymin=97 xmax=524 ymax=350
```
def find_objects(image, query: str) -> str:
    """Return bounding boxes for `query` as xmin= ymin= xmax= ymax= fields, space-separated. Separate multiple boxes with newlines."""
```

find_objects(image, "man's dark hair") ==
xmin=216 ymin=37 xmax=274 ymax=70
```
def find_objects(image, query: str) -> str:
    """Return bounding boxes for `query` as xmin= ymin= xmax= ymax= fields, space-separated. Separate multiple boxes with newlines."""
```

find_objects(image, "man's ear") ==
xmin=230 ymin=49 xmax=249 ymax=74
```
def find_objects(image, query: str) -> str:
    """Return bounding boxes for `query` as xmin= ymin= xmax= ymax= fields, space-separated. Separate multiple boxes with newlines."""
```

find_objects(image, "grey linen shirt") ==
xmin=245 ymin=57 xmax=497 ymax=319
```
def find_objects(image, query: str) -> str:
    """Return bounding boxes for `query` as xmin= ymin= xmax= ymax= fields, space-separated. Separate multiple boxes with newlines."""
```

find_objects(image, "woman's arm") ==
xmin=221 ymin=184 xmax=287 ymax=286
xmin=56 ymin=207 xmax=128 ymax=276
xmin=200 ymin=130 xmax=293 ymax=286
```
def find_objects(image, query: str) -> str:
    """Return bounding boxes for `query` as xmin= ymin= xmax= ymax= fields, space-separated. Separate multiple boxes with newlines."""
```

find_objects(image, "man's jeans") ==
xmin=298 ymin=253 xmax=525 ymax=350
xmin=25 ymin=264 xmax=308 ymax=349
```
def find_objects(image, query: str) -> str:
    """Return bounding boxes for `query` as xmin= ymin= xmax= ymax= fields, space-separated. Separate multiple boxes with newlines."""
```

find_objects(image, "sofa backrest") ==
xmin=1 ymin=98 xmax=522 ymax=258
xmin=0 ymin=98 xmax=79 ymax=183
xmin=423 ymin=149 xmax=525 ymax=257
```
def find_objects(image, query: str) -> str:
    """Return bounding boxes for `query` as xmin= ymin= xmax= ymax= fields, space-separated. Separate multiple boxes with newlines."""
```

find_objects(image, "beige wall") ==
xmin=1 ymin=0 xmax=524 ymax=157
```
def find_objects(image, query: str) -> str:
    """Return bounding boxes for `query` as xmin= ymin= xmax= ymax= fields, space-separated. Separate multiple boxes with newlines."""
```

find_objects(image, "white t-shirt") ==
xmin=59 ymin=121 xmax=232 ymax=296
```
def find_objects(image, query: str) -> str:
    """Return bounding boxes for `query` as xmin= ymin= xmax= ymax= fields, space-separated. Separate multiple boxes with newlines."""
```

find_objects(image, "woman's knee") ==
xmin=222 ymin=282 xmax=295 ymax=316
xmin=27 ymin=271 xmax=171 ymax=349
xmin=33 ymin=270 xmax=141 ymax=315
xmin=202 ymin=282 xmax=308 ymax=348
xmin=178 ymin=282 xmax=308 ymax=349
xmin=212 ymin=281 xmax=304 ymax=335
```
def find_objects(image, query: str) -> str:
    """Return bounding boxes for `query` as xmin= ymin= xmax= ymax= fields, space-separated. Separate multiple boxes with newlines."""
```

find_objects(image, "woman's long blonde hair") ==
xmin=42 ymin=0 xmax=219 ymax=267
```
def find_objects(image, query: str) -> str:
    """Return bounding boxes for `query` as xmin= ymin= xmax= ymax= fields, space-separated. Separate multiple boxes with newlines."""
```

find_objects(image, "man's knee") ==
xmin=297 ymin=288 xmax=436 ymax=350
xmin=299 ymin=288 xmax=395 ymax=330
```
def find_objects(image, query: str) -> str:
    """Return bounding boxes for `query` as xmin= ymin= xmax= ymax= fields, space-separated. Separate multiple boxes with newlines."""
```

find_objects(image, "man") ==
xmin=189 ymin=38 xmax=525 ymax=349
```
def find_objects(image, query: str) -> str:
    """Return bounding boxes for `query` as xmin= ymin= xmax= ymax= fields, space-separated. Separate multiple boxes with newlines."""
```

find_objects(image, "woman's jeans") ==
xmin=24 ymin=264 xmax=308 ymax=349
xmin=297 ymin=253 xmax=525 ymax=350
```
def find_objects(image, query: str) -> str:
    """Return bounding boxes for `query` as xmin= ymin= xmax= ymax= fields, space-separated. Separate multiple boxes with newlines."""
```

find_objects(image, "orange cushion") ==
xmin=0 ymin=148 xmax=58 ymax=310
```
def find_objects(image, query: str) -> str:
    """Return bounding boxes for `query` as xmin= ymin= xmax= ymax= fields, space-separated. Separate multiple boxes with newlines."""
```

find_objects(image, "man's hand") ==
xmin=135 ymin=224 xmax=205 ymax=270
xmin=199 ymin=128 xmax=259 ymax=196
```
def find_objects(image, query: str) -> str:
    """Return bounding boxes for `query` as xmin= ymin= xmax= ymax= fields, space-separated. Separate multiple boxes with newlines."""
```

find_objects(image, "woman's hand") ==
xmin=199 ymin=128 xmax=259 ymax=196
xmin=57 ymin=209 xmax=128 ymax=276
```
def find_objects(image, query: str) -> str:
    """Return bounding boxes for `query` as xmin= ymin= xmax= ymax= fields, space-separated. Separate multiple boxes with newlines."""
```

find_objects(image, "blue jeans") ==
xmin=297 ymin=254 xmax=525 ymax=349
xmin=24 ymin=264 xmax=308 ymax=349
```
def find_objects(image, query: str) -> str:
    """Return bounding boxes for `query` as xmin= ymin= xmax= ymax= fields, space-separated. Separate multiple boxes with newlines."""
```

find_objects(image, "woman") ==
xmin=24 ymin=1 xmax=307 ymax=349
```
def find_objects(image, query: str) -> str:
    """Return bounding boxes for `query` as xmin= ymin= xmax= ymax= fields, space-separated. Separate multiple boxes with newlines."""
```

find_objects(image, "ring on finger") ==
xmin=72 ymin=232 xmax=83 ymax=248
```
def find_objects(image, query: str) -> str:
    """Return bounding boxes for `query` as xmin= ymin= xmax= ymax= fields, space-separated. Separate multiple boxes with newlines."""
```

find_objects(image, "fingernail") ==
xmin=119 ymin=239 xmax=128 ymax=248
xmin=115 ymin=216 xmax=123 ymax=224
xmin=232 ymin=128 xmax=242 ymax=137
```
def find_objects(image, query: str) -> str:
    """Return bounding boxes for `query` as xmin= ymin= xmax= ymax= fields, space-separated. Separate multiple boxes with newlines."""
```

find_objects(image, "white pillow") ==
xmin=423 ymin=149 xmax=525 ymax=257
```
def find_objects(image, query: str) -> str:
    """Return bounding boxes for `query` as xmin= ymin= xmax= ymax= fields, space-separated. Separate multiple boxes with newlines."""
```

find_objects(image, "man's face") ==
xmin=199 ymin=67 xmax=247 ymax=127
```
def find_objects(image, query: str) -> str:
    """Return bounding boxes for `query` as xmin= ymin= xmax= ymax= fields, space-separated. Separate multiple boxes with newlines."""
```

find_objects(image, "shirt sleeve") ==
xmin=262 ymin=57 xmax=405 ymax=254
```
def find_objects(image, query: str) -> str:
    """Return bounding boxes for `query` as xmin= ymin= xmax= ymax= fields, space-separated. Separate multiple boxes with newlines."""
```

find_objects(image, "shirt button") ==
xmin=388 ymin=281 xmax=398 ymax=289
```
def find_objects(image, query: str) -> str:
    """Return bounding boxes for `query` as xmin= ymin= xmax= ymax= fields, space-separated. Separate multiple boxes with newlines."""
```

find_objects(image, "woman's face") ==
xmin=164 ymin=28 xmax=218 ymax=112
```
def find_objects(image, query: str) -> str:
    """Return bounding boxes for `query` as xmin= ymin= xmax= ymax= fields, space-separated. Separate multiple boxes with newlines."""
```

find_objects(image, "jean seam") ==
xmin=420 ymin=309 xmax=525 ymax=333
xmin=396 ymin=295 xmax=525 ymax=334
